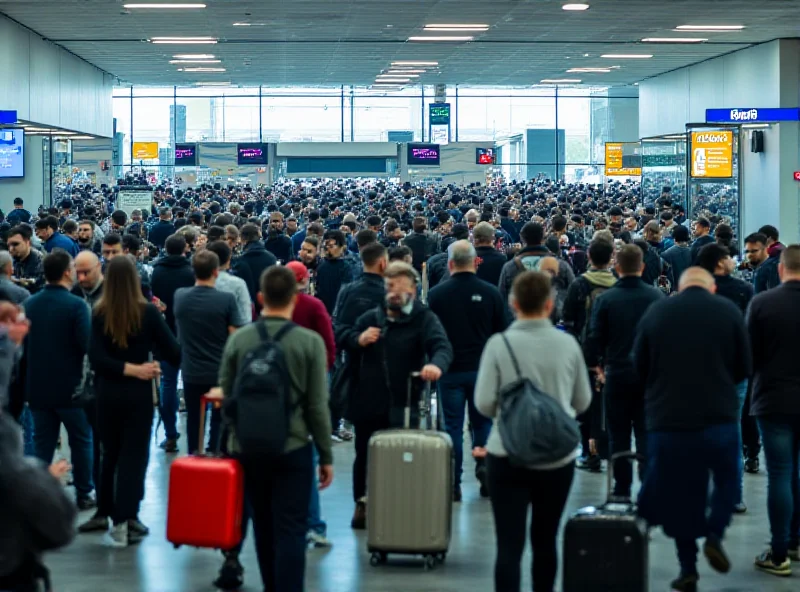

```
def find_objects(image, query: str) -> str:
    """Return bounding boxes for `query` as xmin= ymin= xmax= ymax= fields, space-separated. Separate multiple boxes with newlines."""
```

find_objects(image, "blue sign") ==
xmin=0 ymin=110 xmax=17 ymax=125
xmin=706 ymin=108 xmax=800 ymax=123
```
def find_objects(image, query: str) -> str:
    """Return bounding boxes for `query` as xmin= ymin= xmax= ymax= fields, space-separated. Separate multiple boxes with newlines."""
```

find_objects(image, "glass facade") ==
xmin=113 ymin=85 xmax=638 ymax=181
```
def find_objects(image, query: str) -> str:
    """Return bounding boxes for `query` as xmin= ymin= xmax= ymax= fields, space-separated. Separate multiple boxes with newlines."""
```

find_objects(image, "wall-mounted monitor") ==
xmin=237 ymin=143 xmax=268 ymax=165
xmin=0 ymin=128 xmax=24 ymax=179
xmin=174 ymin=143 xmax=197 ymax=166
xmin=476 ymin=147 xmax=496 ymax=165
xmin=407 ymin=143 xmax=440 ymax=166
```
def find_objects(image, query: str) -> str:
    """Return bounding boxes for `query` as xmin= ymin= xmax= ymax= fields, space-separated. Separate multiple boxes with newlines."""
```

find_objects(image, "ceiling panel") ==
xmin=0 ymin=0 xmax=797 ymax=87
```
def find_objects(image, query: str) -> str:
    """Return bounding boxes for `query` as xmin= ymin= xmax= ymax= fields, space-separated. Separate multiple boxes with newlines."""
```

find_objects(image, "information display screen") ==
xmin=407 ymin=143 xmax=441 ymax=166
xmin=476 ymin=147 xmax=495 ymax=165
xmin=429 ymin=103 xmax=451 ymax=126
xmin=0 ymin=128 xmax=24 ymax=178
xmin=174 ymin=143 xmax=197 ymax=166
xmin=237 ymin=143 xmax=268 ymax=165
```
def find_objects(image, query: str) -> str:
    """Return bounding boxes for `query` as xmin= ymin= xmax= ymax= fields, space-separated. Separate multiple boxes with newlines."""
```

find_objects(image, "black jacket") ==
xmin=747 ymin=281 xmax=800 ymax=416
xmin=561 ymin=270 xmax=617 ymax=345
xmin=350 ymin=301 xmax=452 ymax=421
xmin=264 ymin=233 xmax=293 ymax=264
xmin=148 ymin=220 xmax=175 ymax=250
xmin=316 ymin=257 xmax=355 ymax=316
xmin=661 ymin=244 xmax=692 ymax=287
xmin=150 ymin=254 xmax=195 ymax=333
xmin=690 ymin=234 xmax=715 ymax=264
xmin=428 ymin=272 xmax=507 ymax=374
xmin=12 ymin=250 xmax=44 ymax=295
xmin=402 ymin=231 xmax=439 ymax=274
xmin=500 ymin=217 xmax=521 ymax=243
xmin=474 ymin=246 xmax=508 ymax=287
xmin=714 ymin=274 xmax=754 ymax=315
xmin=232 ymin=241 xmax=278 ymax=305
xmin=585 ymin=276 xmax=664 ymax=373
xmin=426 ymin=252 xmax=450 ymax=289
xmin=333 ymin=273 xmax=386 ymax=353
xmin=634 ymin=287 xmax=751 ymax=431
xmin=641 ymin=244 xmax=673 ymax=290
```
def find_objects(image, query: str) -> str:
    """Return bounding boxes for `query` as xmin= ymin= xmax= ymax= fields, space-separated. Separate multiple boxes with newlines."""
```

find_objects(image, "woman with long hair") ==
xmin=87 ymin=255 xmax=180 ymax=548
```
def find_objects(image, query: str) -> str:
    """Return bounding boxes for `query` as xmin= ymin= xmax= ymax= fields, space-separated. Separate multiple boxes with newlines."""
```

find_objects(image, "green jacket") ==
xmin=219 ymin=317 xmax=333 ymax=466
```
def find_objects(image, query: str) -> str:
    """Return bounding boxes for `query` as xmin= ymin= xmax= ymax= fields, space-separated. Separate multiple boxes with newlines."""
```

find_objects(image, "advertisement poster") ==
xmin=691 ymin=131 xmax=733 ymax=178
xmin=605 ymin=142 xmax=642 ymax=176
xmin=132 ymin=142 xmax=159 ymax=160
xmin=117 ymin=190 xmax=153 ymax=217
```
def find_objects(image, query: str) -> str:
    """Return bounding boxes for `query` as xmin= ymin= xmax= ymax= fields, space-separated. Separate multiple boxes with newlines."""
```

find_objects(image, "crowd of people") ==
xmin=0 ymin=174 xmax=797 ymax=592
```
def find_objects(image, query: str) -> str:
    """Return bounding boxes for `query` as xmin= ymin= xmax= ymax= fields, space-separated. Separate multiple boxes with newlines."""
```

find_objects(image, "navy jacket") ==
xmin=333 ymin=272 xmax=386 ymax=353
xmin=474 ymin=246 xmax=508 ymax=287
xmin=44 ymin=233 xmax=80 ymax=258
xmin=500 ymin=217 xmax=521 ymax=244
xmin=690 ymin=234 xmax=715 ymax=264
xmin=24 ymin=285 xmax=90 ymax=409
xmin=754 ymin=245 xmax=783 ymax=294
xmin=661 ymin=245 xmax=692 ymax=288
xmin=232 ymin=241 xmax=278 ymax=306
xmin=150 ymin=255 xmax=195 ymax=333
xmin=316 ymin=257 xmax=355 ymax=316
xmin=5 ymin=208 xmax=32 ymax=226
xmin=148 ymin=220 xmax=175 ymax=250
xmin=264 ymin=233 xmax=293 ymax=264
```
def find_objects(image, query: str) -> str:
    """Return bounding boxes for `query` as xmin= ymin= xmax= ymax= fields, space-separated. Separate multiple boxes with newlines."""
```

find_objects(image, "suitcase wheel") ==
xmin=435 ymin=552 xmax=447 ymax=564
xmin=424 ymin=555 xmax=437 ymax=571
xmin=369 ymin=552 xmax=387 ymax=567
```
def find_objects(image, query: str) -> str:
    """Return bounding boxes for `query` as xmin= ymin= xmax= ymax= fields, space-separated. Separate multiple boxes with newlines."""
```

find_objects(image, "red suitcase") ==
xmin=166 ymin=395 xmax=245 ymax=549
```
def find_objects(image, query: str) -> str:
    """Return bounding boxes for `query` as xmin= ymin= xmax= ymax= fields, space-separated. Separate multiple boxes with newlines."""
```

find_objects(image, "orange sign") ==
xmin=691 ymin=130 xmax=733 ymax=178
xmin=605 ymin=143 xmax=642 ymax=176
xmin=133 ymin=142 xmax=159 ymax=160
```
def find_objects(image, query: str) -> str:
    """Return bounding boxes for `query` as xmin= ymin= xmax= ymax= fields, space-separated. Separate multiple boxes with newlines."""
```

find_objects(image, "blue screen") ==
xmin=0 ymin=128 xmax=24 ymax=178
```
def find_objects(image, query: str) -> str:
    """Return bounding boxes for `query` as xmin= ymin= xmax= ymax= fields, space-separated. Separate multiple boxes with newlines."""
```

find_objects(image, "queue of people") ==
xmin=0 ymin=175 xmax=798 ymax=592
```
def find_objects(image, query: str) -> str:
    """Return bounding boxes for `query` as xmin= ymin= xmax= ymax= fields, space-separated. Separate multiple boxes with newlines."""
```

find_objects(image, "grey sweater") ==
xmin=474 ymin=318 xmax=592 ymax=469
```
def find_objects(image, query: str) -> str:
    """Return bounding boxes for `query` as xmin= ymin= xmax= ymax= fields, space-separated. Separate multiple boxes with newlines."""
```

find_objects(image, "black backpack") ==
xmin=225 ymin=321 xmax=297 ymax=457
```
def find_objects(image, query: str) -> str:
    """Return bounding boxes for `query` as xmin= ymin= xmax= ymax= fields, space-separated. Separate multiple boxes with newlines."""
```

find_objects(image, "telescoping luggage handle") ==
xmin=606 ymin=451 xmax=646 ymax=503
xmin=405 ymin=371 xmax=438 ymax=431
xmin=197 ymin=394 xmax=219 ymax=457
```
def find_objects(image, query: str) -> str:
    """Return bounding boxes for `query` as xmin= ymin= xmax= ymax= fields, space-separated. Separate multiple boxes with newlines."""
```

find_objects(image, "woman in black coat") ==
xmin=86 ymin=255 xmax=180 ymax=548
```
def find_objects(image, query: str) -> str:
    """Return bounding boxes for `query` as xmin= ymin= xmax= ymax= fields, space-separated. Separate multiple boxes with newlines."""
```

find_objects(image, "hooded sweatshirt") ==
xmin=561 ymin=269 xmax=617 ymax=345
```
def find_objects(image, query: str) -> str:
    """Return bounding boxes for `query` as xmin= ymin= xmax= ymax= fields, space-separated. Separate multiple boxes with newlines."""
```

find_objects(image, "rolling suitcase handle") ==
xmin=197 ymin=394 xmax=221 ymax=457
xmin=405 ymin=372 xmax=439 ymax=431
xmin=606 ymin=451 xmax=646 ymax=504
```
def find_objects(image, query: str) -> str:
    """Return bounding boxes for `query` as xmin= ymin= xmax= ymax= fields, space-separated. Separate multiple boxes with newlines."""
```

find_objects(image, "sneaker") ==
xmin=733 ymin=502 xmax=747 ymax=514
xmin=670 ymin=573 xmax=698 ymax=592
xmin=703 ymin=535 xmax=731 ymax=574
xmin=128 ymin=518 xmax=150 ymax=537
xmin=351 ymin=501 xmax=366 ymax=530
xmin=754 ymin=548 xmax=792 ymax=577
xmin=789 ymin=546 xmax=800 ymax=562
xmin=76 ymin=494 xmax=97 ymax=511
xmin=331 ymin=433 xmax=344 ymax=443
xmin=159 ymin=438 xmax=178 ymax=453
xmin=453 ymin=486 xmax=462 ymax=503
xmin=213 ymin=556 xmax=244 ymax=590
xmin=475 ymin=461 xmax=489 ymax=498
xmin=744 ymin=458 xmax=760 ymax=474
xmin=577 ymin=454 xmax=602 ymax=473
xmin=307 ymin=530 xmax=333 ymax=548
xmin=336 ymin=426 xmax=354 ymax=441
xmin=103 ymin=522 xmax=129 ymax=548
xmin=78 ymin=513 xmax=109 ymax=533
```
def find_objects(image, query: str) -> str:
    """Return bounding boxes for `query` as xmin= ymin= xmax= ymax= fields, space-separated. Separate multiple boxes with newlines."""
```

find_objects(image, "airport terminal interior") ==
xmin=1 ymin=1 xmax=800 ymax=591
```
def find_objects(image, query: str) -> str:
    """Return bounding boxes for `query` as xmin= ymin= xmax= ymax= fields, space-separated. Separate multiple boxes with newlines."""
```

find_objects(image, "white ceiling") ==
xmin=0 ymin=0 xmax=797 ymax=87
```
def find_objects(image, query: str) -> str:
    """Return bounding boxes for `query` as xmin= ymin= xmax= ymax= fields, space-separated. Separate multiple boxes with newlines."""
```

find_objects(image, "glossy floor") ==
xmin=49 ymin=422 xmax=796 ymax=592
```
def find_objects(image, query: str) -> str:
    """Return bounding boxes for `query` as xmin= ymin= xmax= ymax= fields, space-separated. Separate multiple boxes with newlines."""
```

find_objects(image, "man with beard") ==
xmin=264 ymin=212 xmax=293 ymax=264
xmin=315 ymin=230 xmax=355 ymax=316
xmin=76 ymin=220 xmax=102 ymax=255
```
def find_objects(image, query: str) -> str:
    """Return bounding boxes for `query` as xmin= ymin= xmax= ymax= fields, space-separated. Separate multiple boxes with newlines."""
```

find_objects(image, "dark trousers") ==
xmin=604 ymin=373 xmax=646 ymax=497
xmin=578 ymin=371 xmax=606 ymax=458
xmin=487 ymin=455 xmax=575 ymax=592
xmin=352 ymin=415 xmax=391 ymax=502
xmin=741 ymin=389 xmax=761 ymax=460
xmin=30 ymin=407 xmax=94 ymax=497
xmin=240 ymin=445 xmax=313 ymax=592
xmin=97 ymin=389 xmax=153 ymax=525
xmin=184 ymin=382 xmax=221 ymax=455
xmin=83 ymin=398 xmax=102 ymax=502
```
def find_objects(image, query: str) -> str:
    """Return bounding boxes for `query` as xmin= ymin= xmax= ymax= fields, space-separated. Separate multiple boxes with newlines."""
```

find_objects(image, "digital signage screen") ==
xmin=476 ymin=147 xmax=495 ymax=165
xmin=0 ymin=128 xmax=24 ymax=178
xmin=174 ymin=143 xmax=197 ymax=166
xmin=237 ymin=143 xmax=268 ymax=165
xmin=429 ymin=103 xmax=451 ymax=126
xmin=407 ymin=143 xmax=440 ymax=166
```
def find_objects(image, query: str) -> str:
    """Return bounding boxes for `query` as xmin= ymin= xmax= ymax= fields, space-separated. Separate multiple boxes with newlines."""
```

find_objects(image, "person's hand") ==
xmin=134 ymin=362 xmax=161 ymax=381
xmin=358 ymin=327 xmax=381 ymax=347
xmin=204 ymin=387 xmax=224 ymax=408
xmin=420 ymin=364 xmax=442 ymax=382
xmin=589 ymin=439 xmax=598 ymax=456
xmin=49 ymin=459 xmax=71 ymax=479
xmin=593 ymin=366 xmax=606 ymax=386
xmin=318 ymin=464 xmax=334 ymax=490
xmin=0 ymin=303 xmax=30 ymax=345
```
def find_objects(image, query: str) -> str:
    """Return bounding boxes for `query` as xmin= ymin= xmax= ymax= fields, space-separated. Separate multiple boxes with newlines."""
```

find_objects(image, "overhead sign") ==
xmin=690 ymin=130 xmax=733 ymax=178
xmin=429 ymin=103 xmax=451 ymax=126
xmin=132 ymin=142 xmax=159 ymax=159
xmin=117 ymin=190 xmax=153 ymax=217
xmin=605 ymin=142 xmax=642 ymax=176
xmin=0 ymin=110 xmax=18 ymax=125
xmin=706 ymin=108 xmax=800 ymax=123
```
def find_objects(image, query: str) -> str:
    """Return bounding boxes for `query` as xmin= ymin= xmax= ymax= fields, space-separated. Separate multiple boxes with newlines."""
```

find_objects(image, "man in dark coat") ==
xmin=232 ymin=223 xmax=278 ymax=308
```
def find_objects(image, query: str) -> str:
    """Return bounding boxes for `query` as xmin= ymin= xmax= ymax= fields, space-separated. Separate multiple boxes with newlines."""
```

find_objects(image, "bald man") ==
xmin=72 ymin=251 xmax=104 ymax=308
xmin=428 ymin=240 xmax=508 ymax=501
xmin=633 ymin=266 xmax=752 ymax=590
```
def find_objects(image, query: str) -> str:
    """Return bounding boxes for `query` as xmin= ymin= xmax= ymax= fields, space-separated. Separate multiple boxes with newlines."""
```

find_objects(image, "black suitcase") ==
xmin=562 ymin=452 xmax=648 ymax=592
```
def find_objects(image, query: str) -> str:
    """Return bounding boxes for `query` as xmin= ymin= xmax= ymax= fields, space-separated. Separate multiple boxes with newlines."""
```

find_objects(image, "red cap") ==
xmin=285 ymin=261 xmax=309 ymax=284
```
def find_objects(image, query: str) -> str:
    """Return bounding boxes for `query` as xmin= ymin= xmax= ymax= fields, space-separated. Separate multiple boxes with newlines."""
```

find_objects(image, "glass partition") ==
xmin=641 ymin=134 xmax=688 ymax=211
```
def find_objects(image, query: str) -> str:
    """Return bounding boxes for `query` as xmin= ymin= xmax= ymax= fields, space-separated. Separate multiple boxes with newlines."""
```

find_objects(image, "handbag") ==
xmin=71 ymin=355 xmax=95 ymax=406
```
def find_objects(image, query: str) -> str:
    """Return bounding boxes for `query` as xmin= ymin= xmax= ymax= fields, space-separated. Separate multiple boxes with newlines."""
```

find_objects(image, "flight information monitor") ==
xmin=407 ymin=143 xmax=440 ymax=166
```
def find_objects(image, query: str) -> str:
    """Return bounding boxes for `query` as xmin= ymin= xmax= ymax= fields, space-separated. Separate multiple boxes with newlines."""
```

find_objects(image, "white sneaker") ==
xmin=103 ymin=522 xmax=129 ymax=548
xmin=307 ymin=530 xmax=333 ymax=548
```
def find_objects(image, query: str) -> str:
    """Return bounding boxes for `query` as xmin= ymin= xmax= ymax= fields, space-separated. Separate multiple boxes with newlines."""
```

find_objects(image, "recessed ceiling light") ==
xmin=387 ymin=69 xmax=425 ymax=74
xmin=179 ymin=67 xmax=226 ymax=72
xmin=392 ymin=61 xmax=439 ymax=66
xmin=675 ymin=25 xmax=745 ymax=31
xmin=151 ymin=37 xmax=218 ymax=44
xmin=562 ymin=3 xmax=590 ymax=10
xmin=567 ymin=68 xmax=611 ymax=73
xmin=173 ymin=54 xmax=215 ymax=59
xmin=407 ymin=36 xmax=473 ymax=42
xmin=642 ymin=37 xmax=707 ymax=43
xmin=424 ymin=24 xmax=489 ymax=32
xmin=541 ymin=78 xmax=582 ymax=83
xmin=601 ymin=54 xmax=653 ymax=58
xmin=169 ymin=59 xmax=221 ymax=64
xmin=233 ymin=22 xmax=267 ymax=26
xmin=377 ymin=74 xmax=419 ymax=78
xmin=123 ymin=3 xmax=206 ymax=8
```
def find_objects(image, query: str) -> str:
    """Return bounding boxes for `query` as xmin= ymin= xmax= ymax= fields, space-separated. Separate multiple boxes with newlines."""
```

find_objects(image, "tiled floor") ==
xmin=47 ymin=419 xmax=797 ymax=592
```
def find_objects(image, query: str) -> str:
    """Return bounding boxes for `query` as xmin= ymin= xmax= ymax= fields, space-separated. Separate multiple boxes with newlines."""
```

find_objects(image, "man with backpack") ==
xmin=561 ymin=238 xmax=617 ymax=472
xmin=213 ymin=265 xmax=333 ymax=592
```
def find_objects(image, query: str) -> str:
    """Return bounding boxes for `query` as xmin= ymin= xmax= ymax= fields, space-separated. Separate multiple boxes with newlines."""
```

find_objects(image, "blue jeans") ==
xmin=439 ymin=371 xmax=492 ymax=489
xmin=735 ymin=381 xmax=748 ymax=505
xmin=20 ymin=406 xmax=35 ymax=456
xmin=757 ymin=415 xmax=800 ymax=562
xmin=159 ymin=360 xmax=180 ymax=440
xmin=31 ymin=407 xmax=95 ymax=497
xmin=308 ymin=446 xmax=326 ymax=536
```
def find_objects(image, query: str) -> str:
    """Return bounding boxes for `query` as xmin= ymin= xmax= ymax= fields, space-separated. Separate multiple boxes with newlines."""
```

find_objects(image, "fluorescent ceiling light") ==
xmin=601 ymin=54 xmax=652 ymax=58
xmin=376 ymin=78 xmax=411 ymax=83
xmin=562 ymin=3 xmax=590 ymax=10
xmin=169 ymin=59 xmax=221 ymax=64
xmin=408 ymin=36 xmax=473 ymax=42
xmin=425 ymin=23 xmax=488 ymax=28
xmin=567 ymin=68 xmax=611 ymax=73
xmin=151 ymin=37 xmax=218 ymax=44
xmin=642 ymin=37 xmax=707 ymax=43
xmin=377 ymin=74 xmax=418 ymax=78
xmin=178 ymin=67 xmax=226 ymax=72
xmin=424 ymin=24 xmax=489 ymax=32
xmin=387 ymin=69 xmax=425 ymax=74
xmin=541 ymin=78 xmax=582 ymax=83
xmin=742 ymin=123 xmax=770 ymax=129
xmin=233 ymin=22 xmax=267 ymax=26
xmin=61 ymin=136 xmax=96 ymax=140
xmin=194 ymin=81 xmax=232 ymax=86
xmin=675 ymin=25 xmax=745 ymax=31
xmin=373 ymin=81 xmax=406 ymax=85
xmin=173 ymin=54 xmax=215 ymax=58
xmin=392 ymin=61 xmax=438 ymax=66
xmin=124 ymin=3 xmax=206 ymax=8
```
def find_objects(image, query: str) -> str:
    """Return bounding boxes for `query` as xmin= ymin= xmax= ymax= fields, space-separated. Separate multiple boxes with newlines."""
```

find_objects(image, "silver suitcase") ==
xmin=366 ymin=373 xmax=453 ymax=569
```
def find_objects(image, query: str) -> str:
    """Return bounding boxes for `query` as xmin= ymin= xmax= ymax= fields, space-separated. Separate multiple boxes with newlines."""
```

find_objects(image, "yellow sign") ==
xmin=605 ymin=143 xmax=642 ymax=176
xmin=132 ymin=142 xmax=159 ymax=160
xmin=691 ymin=130 xmax=733 ymax=178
